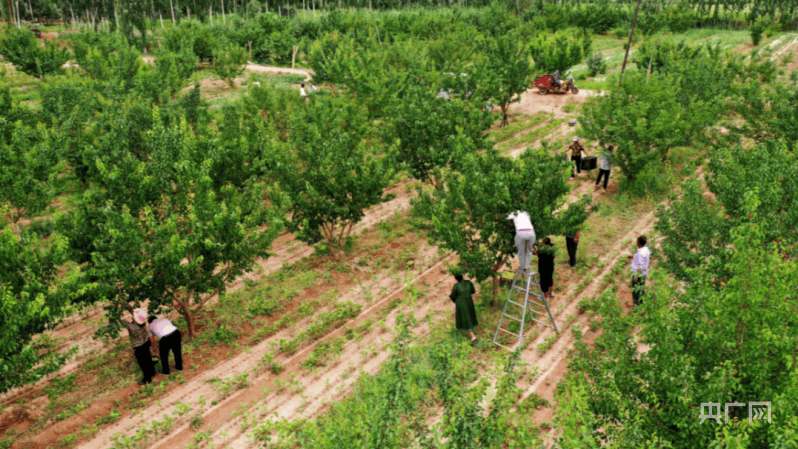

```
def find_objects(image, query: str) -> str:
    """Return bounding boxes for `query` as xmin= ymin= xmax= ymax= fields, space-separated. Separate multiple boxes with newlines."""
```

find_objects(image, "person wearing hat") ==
xmin=123 ymin=308 xmax=156 ymax=385
xmin=534 ymin=238 xmax=556 ymax=300
xmin=148 ymin=316 xmax=183 ymax=375
xmin=567 ymin=137 xmax=589 ymax=179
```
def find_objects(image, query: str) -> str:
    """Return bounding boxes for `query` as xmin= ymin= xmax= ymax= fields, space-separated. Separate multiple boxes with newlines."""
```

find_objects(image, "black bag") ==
xmin=581 ymin=156 xmax=597 ymax=171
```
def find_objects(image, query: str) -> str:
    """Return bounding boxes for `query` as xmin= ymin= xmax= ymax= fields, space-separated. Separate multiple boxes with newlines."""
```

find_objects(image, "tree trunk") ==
xmin=619 ymin=0 xmax=642 ymax=86
xmin=221 ymin=0 xmax=226 ymax=25
xmin=170 ymin=0 xmax=175 ymax=24
xmin=174 ymin=295 xmax=196 ymax=337
xmin=6 ymin=0 xmax=13 ymax=27
xmin=490 ymin=260 xmax=505 ymax=306
xmin=646 ymin=33 xmax=664 ymax=81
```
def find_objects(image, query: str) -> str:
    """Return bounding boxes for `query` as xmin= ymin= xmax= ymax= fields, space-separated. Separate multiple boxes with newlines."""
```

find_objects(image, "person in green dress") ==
xmin=449 ymin=274 xmax=478 ymax=344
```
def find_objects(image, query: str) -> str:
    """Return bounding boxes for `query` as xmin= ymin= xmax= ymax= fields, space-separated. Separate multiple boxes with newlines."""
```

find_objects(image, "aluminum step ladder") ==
xmin=493 ymin=268 xmax=558 ymax=351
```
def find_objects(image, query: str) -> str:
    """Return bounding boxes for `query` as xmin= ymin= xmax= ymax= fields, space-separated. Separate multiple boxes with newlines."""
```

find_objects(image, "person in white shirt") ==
xmin=595 ymin=144 xmax=613 ymax=190
xmin=627 ymin=236 xmax=651 ymax=306
xmin=507 ymin=211 xmax=536 ymax=271
xmin=300 ymin=83 xmax=307 ymax=98
xmin=148 ymin=316 xmax=183 ymax=375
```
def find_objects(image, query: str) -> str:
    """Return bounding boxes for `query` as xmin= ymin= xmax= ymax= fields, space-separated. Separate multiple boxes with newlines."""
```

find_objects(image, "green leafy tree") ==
xmin=61 ymin=114 xmax=286 ymax=337
xmin=579 ymin=72 xmax=701 ymax=184
xmin=415 ymin=147 xmax=590 ymax=302
xmin=656 ymin=143 xmax=798 ymax=285
xmin=0 ymin=122 xmax=58 ymax=239
xmin=730 ymin=71 xmax=798 ymax=152
xmin=119 ymin=0 xmax=149 ymax=50
xmin=152 ymin=46 xmax=200 ymax=98
xmin=560 ymin=211 xmax=798 ymax=446
xmin=73 ymin=36 xmax=143 ymax=93
xmin=388 ymin=87 xmax=494 ymax=188
xmin=212 ymin=41 xmax=247 ymax=89
xmin=0 ymin=26 xmax=70 ymax=78
xmin=277 ymin=95 xmax=395 ymax=255
xmin=0 ymin=225 xmax=78 ymax=393
xmin=529 ymin=29 xmax=591 ymax=75
xmin=161 ymin=19 xmax=215 ymax=62
xmin=476 ymin=32 xmax=535 ymax=118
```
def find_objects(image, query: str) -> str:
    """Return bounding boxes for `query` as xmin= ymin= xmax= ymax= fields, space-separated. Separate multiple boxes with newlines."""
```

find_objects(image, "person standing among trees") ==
xmin=563 ymin=228 xmax=580 ymax=268
xmin=123 ymin=309 xmax=156 ymax=386
xmin=148 ymin=316 xmax=183 ymax=376
xmin=567 ymin=137 xmax=589 ymax=179
xmin=300 ymin=83 xmax=307 ymax=99
xmin=534 ymin=237 xmax=556 ymax=299
xmin=595 ymin=144 xmax=614 ymax=190
xmin=449 ymin=274 xmax=478 ymax=344
xmin=627 ymin=236 xmax=651 ymax=307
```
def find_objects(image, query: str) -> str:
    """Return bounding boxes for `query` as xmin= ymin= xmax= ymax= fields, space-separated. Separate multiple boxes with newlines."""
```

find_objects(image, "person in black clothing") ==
xmin=563 ymin=230 xmax=580 ymax=267
xmin=148 ymin=316 xmax=183 ymax=375
xmin=534 ymin=238 xmax=556 ymax=299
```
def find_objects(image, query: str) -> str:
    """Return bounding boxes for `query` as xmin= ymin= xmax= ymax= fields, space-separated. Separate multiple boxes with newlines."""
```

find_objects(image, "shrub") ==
xmin=585 ymin=52 xmax=606 ymax=76
xmin=162 ymin=20 xmax=216 ymax=62
xmin=529 ymin=29 xmax=591 ymax=75
xmin=750 ymin=17 xmax=769 ymax=46
xmin=212 ymin=41 xmax=247 ymax=88
xmin=570 ymin=3 xmax=624 ymax=35
xmin=0 ymin=27 xmax=70 ymax=78
xmin=97 ymin=408 xmax=122 ymax=425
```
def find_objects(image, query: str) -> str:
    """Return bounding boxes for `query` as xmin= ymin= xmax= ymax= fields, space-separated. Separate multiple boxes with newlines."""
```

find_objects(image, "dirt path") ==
xmin=139 ymin=55 xmax=313 ymax=81
xmin=509 ymin=89 xmax=598 ymax=120
xmin=244 ymin=63 xmax=312 ymax=81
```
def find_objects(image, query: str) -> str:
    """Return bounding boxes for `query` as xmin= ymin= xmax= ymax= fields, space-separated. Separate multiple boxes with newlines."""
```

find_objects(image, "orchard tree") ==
xmin=212 ymin=41 xmax=248 ymax=89
xmin=277 ymin=95 xmax=395 ymax=255
xmin=579 ymin=71 xmax=703 ymax=184
xmin=528 ymin=29 xmax=591 ymax=75
xmin=475 ymin=32 xmax=534 ymax=118
xmin=656 ymin=143 xmax=798 ymax=285
xmin=415 ymin=146 xmax=591 ymax=303
xmin=558 ymin=215 xmax=798 ymax=447
xmin=731 ymin=71 xmax=798 ymax=152
xmin=0 ymin=122 xmax=59 ymax=239
xmin=119 ymin=0 xmax=149 ymax=50
xmin=61 ymin=114 xmax=286 ymax=338
xmin=0 ymin=26 xmax=70 ymax=78
xmin=388 ymin=87 xmax=494 ymax=188
xmin=0 ymin=224 xmax=78 ymax=393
